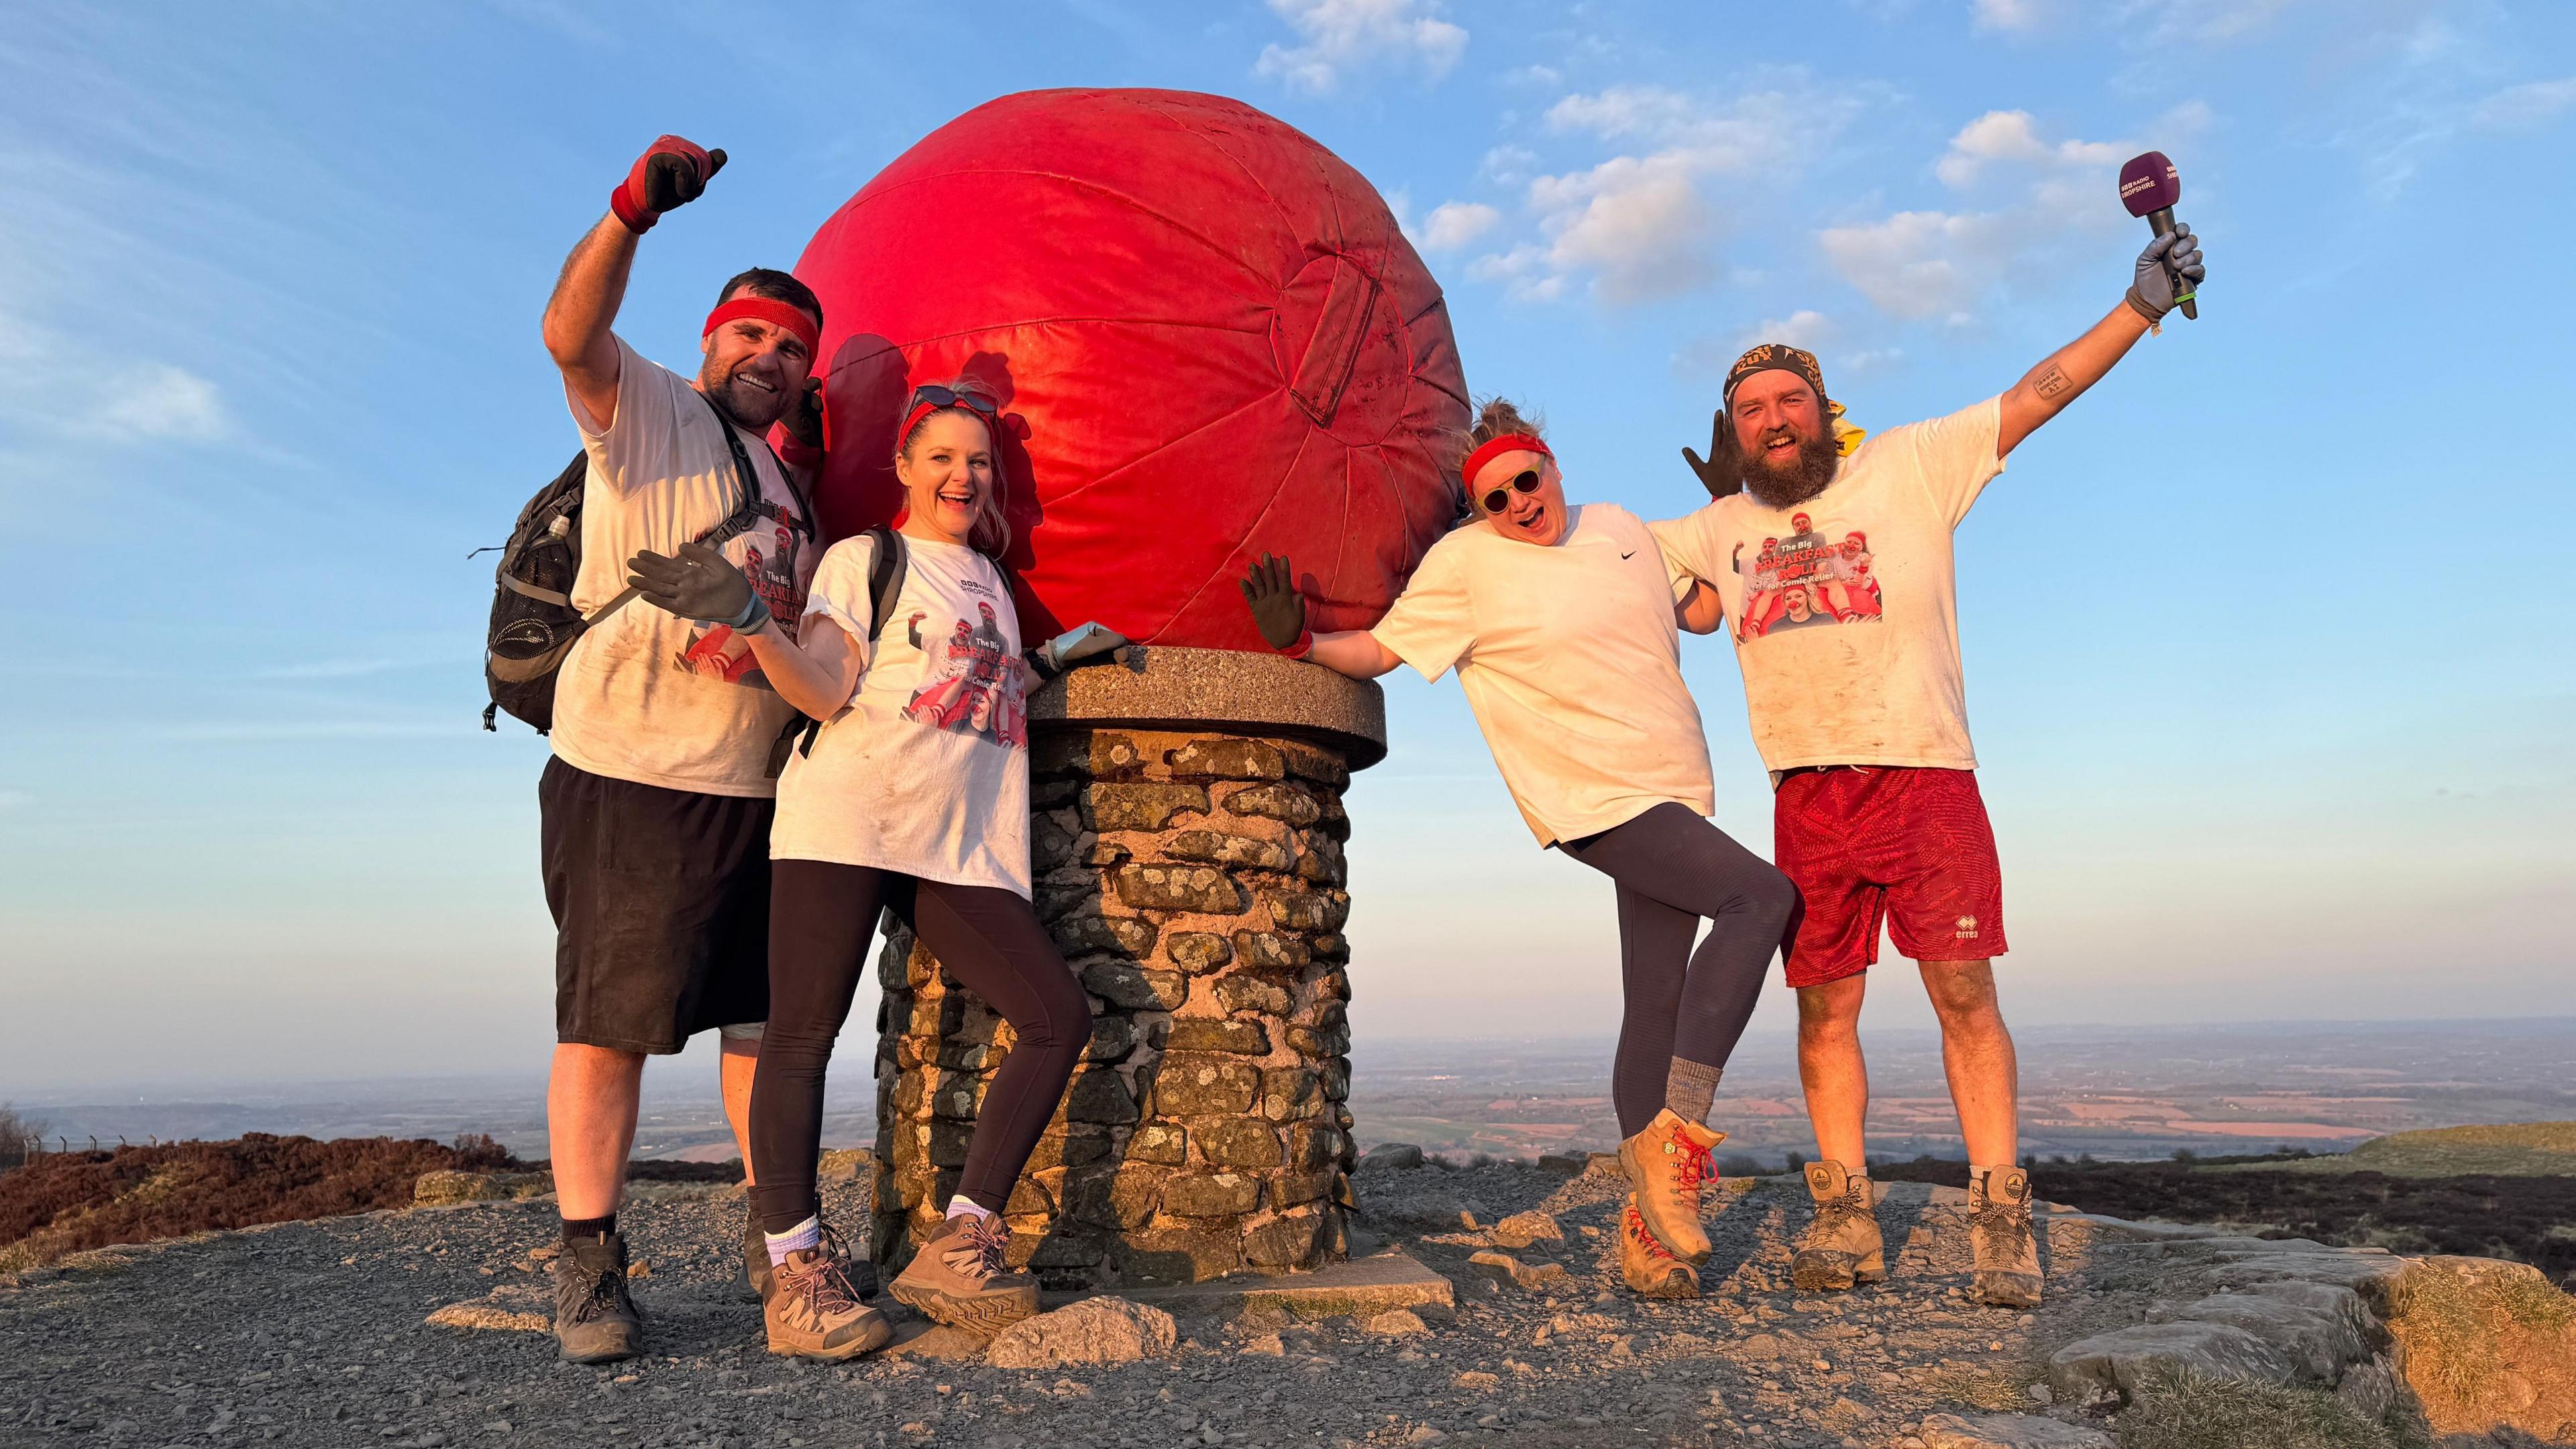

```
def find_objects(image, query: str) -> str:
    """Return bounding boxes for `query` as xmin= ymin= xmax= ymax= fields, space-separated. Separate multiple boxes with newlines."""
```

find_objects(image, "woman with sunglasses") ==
xmin=627 ymin=380 xmax=1122 ymax=1356
xmin=1237 ymin=398 xmax=1795 ymax=1296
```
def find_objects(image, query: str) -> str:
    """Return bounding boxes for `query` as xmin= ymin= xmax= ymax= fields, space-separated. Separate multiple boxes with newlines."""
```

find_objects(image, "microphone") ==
xmin=2118 ymin=151 xmax=2196 ymax=320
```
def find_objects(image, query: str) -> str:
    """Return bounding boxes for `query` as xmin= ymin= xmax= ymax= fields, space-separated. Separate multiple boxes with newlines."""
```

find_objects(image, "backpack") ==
xmin=481 ymin=390 xmax=810 ymax=733
xmin=783 ymin=525 xmax=908 ymax=765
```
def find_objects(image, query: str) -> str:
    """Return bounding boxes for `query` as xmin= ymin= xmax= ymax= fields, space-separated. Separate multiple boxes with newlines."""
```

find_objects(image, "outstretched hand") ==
xmin=612 ymin=136 xmax=727 ymax=233
xmin=1237 ymin=553 xmax=1308 ymax=652
xmin=628 ymin=539 xmax=757 ymax=628
xmin=1681 ymin=411 xmax=1741 ymax=500
xmin=2125 ymin=224 xmax=2205 ymax=322
xmin=1027 ymin=622 xmax=1128 ymax=682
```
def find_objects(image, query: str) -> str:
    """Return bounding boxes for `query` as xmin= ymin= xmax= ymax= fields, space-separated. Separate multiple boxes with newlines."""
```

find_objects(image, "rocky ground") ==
xmin=3 ymin=1156 xmax=2559 ymax=1448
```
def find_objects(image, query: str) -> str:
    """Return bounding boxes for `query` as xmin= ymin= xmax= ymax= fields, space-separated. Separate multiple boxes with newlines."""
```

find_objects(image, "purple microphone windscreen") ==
xmin=2119 ymin=152 xmax=2181 ymax=217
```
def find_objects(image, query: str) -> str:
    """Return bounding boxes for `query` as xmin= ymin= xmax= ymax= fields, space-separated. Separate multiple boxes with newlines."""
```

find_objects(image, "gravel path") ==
xmin=2 ymin=1162 xmax=2192 ymax=1448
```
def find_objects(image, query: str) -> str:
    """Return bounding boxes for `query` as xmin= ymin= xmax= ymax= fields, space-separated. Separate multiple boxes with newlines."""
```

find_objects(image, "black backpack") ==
xmin=481 ymin=392 xmax=809 ymax=733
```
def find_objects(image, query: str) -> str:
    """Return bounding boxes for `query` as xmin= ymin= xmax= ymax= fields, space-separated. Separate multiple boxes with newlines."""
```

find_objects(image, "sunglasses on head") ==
xmin=1479 ymin=469 xmax=1544 ymax=515
xmin=910 ymin=384 xmax=999 ymax=417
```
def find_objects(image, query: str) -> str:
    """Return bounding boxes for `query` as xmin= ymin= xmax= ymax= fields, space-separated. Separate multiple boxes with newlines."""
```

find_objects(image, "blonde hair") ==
xmin=895 ymin=378 xmax=1013 ymax=558
xmin=1446 ymin=395 xmax=1549 ymax=523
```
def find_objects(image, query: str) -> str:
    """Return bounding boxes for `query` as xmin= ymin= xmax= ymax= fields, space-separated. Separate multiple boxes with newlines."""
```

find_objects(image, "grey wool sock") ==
xmin=1666 ymin=1057 xmax=1725 ymax=1126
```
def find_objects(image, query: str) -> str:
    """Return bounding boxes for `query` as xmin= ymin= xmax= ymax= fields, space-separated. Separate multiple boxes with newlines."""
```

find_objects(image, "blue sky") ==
xmin=3 ymin=1 xmax=2571 ymax=1090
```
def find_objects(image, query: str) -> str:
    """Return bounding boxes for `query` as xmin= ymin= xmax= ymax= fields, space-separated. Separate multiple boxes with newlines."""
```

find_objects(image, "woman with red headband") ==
xmin=627 ymin=380 xmax=1122 ymax=1356
xmin=1238 ymin=398 xmax=1795 ymax=1297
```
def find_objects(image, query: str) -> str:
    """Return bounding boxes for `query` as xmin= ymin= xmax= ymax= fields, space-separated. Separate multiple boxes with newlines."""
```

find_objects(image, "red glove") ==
xmin=610 ymin=136 xmax=725 ymax=234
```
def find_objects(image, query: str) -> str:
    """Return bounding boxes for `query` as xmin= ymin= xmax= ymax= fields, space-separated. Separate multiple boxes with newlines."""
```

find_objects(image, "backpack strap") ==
xmin=792 ymin=526 xmax=908 ymax=760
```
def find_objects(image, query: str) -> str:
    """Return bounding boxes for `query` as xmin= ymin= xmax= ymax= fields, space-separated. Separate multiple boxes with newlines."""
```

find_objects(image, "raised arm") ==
xmin=1676 ymin=579 xmax=1726 ymax=635
xmin=625 ymin=541 xmax=857 ymax=719
xmin=1238 ymin=553 xmax=1401 ymax=680
xmin=1995 ymin=226 xmax=2204 ymax=458
xmin=541 ymin=136 xmax=727 ymax=430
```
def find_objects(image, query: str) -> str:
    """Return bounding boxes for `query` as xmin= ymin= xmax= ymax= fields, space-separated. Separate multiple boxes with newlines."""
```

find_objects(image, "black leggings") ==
xmin=750 ymin=859 xmax=1090 ymax=1233
xmin=1560 ymin=803 xmax=1800 ymax=1138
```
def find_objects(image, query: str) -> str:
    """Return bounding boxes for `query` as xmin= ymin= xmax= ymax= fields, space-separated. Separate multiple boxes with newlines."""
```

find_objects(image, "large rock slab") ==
xmin=1920 ymin=1412 xmax=2115 ymax=1448
xmin=983 ymin=1296 xmax=1177 ymax=1368
xmin=2384 ymin=1254 xmax=2576 ymax=1442
xmin=2047 ymin=1321 xmax=2296 ymax=1403
xmin=2151 ymin=1285 xmax=2374 ymax=1383
xmin=2194 ymin=1251 xmax=2410 ymax=1316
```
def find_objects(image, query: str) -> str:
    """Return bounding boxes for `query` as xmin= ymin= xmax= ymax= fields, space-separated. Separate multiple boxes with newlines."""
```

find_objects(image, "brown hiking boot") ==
xmin=551 ymin=1230 xmax=643 ymax=1364
xmin=1619 ymin=1195 xmax=1700 ymax=1299
xmin=1791 ymin=1159 xmax=1885 ymax=1292
xmin=763 ymin=1246 xmax=894 ymax=1360
xmin=1969 ymin=1167 xmax=2043 ymax=1309
xmin=889 ymin=1212 xmax=1038 ymax=1335
xmin=743 ymin=1208 xmax=771 ymax=1303
xmin=1616 ymin=1110 xmax=1725 ymax=1264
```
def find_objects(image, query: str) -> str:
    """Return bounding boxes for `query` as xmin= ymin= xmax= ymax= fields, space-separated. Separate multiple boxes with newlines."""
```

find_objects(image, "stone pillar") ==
xmin=872 ymin=646 xmax=1386 ymax=1288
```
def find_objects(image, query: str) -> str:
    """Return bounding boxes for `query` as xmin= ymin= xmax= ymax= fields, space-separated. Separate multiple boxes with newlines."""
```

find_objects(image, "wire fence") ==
xmin=3 ymin=1135 xmax=164 ymax=1170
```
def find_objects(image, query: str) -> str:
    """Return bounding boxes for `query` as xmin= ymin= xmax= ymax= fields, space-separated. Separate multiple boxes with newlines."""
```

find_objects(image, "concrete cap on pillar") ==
xmin=1030 ymin=646 xmax=1388 ymax=769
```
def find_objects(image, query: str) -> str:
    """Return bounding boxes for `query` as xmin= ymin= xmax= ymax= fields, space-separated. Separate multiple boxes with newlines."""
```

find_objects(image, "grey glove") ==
xmin=1238 ymin=553 xmax=1308 ymax=653
xmin=1026 ymin=622 xmax=1128 ymax=681
xmin=628 ymin=539 xmax=766 ymax=632
xmin=2125 ymin=224 xmax=2205 ymax=323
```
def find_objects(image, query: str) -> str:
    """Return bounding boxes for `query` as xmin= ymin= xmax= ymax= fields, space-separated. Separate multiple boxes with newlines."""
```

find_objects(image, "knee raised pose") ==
xmin=1237 ymin=399 xmax=1795 ymax=1298
xmin=1657 ymin=223 xmax=2207 ymax=1309
xmin=627 ymin=381 xmax=1123 ymax=1356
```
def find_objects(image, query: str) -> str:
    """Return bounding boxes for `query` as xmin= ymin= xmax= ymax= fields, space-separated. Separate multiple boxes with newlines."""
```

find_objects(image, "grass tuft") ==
xmin=2114 ymin=1366 xmax=2395 ymax=1449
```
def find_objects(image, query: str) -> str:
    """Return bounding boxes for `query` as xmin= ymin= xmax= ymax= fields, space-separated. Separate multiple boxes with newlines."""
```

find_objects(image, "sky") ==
xmin=3 ymin=0 xmax=2571 ymax=1093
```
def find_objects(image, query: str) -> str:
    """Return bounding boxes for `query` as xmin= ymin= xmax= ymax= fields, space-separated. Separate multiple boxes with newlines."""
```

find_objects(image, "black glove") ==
xmin=628 ymin=539 xmax=763 ymax=630
xmin=1681 ymin=411 xmax=1741 ymax=500
xmin=1026 ymin=622 xmax=1128 ymax=681
xmin=780 ymin=376 xmax=825 ymax=452
xmin=610 ymin=136 xmax=726 ymax=233
xmin=2125 ymin=224 xmax=2206 ymax=323
xmin=1238 ymin=553 xmax=1308 ymax=652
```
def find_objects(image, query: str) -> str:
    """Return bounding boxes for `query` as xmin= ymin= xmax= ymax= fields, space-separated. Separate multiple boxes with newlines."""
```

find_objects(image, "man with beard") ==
xmin=1655 ymin=226 xmax=2206 ymax=1309
xmin=534 ymin=134 xmax=828 ymax=1362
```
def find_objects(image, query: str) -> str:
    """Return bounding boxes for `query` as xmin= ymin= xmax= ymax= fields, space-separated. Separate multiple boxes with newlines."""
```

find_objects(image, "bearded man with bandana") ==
xmin=1653 ymin=226 xmax=2206 ymax=1309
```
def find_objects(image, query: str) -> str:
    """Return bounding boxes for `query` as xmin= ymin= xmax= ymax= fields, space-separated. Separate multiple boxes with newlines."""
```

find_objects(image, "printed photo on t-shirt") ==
xmin=672 ymin=500 xmax=814 ymax=688
xmin=900 ymin=592 xmax=1026 ymax=749
xmin=1734 ymin=511 xmax=1884 ymax=641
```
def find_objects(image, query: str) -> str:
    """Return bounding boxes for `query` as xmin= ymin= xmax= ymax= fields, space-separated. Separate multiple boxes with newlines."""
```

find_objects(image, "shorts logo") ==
xmin=1954 ymin=914 xmax=1980 ymax=941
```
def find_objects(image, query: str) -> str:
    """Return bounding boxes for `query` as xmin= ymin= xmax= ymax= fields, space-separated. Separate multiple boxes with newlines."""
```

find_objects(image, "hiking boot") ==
xmin=1968 ymin=1167 xmax=2043 ymax=1309
xmin=1791 ymin=1160 xmax=1885 ymax=1292
xmin=1617 ymin=1109 xmax=1724 ymax=1264
xmin=763 ymin=1246 xmax=894 ymax=1360
xmin=552 ymin=1230 xmax=642 ymax=1363
xmin=1618 ymin=1194 xmax=1701 ymax=1299
xmin=888 ymin=1213 xmax=1038 ymax=1335
xmin=742 ymin=1208 xmax=771 ymax=1303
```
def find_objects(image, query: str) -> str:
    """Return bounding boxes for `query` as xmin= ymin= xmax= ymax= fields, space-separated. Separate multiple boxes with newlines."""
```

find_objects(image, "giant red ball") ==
xmin=790 ymin=88 xmax=1468 ymax=649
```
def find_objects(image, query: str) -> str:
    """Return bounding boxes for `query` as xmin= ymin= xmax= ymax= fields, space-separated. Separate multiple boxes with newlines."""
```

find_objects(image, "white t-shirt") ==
xmin=551 ymin=337 xmax=821 ymax=798
xmin=1651 ymin=397 xmax=2004 ymax=773
xmin=770 ymin=533 xmax=1034 ymax=896
xmin=1371 ymin=502 xmax=1716 ymax=847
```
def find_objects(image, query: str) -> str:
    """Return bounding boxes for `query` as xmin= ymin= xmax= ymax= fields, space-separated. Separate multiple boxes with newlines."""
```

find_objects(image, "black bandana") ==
xmin=1723 ymin=343 xmax=1826 ymax=409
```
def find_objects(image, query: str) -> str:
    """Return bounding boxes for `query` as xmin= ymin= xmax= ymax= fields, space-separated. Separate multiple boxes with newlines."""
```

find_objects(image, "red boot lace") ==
xmin=1625 ymin=1203 xmax=1680 ymax=1262
xmin=1672 ymin=1128 xmax=1712 ymax=1195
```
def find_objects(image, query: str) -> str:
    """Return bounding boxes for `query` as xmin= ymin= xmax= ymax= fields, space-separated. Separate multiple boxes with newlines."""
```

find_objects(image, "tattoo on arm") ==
xmin=2032 ymin=363 xmax=2072 ymax=400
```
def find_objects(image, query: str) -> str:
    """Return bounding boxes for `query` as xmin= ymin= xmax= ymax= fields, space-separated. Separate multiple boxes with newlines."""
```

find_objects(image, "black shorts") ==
xmin=540 ymin=757 xmax=773 ymax=1055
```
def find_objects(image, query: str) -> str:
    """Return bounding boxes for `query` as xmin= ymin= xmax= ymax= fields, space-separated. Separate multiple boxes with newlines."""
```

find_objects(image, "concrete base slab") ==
xmin=1046 ymin=1248 xmax=1454 ymax=1320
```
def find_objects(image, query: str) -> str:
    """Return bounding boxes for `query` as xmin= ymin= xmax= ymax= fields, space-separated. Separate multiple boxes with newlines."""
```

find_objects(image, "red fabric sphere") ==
xmin=790 ymin=88 xmax=1468 ymax=649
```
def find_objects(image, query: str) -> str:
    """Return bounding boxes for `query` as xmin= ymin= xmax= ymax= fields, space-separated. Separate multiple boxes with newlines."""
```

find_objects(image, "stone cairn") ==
xmin=872 ymin=647 xmax=1385 ymax=1288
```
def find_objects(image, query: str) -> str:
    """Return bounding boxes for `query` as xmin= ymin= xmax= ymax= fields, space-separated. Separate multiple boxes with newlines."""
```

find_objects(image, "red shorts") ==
xmin=1773 ymin=765 xmax=2005 ymax=987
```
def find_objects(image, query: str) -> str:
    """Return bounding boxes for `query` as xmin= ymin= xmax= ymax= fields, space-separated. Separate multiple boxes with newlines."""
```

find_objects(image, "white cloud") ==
xmin=2473 ymin=76 xmax=2576 ymax=129
xmin=1674 ymin=311 xmax=1904 ymax=382
xmin=1482 ymin=145 xmax=1540 ymax=185
xmin=1419 ymin=201 xmax=1501 ymax=252
xmin=1254 ymin=0 xmax=1466 ymax=93
xmin=1470 ymin=79 xmax=1870 ymax=307
xmin=0 ymin=309 xmax=232 ymax=445
xmin=1818 ymin=211 xmax=2013 ymax=322
xmin=1974 ymin=0 xmax=2055 ymax=34
xmin=1935 ymin=111 xmax=2123 ymax=186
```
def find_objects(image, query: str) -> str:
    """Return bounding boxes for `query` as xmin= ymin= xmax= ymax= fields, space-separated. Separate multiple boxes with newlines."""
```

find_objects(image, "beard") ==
xmin=700 ymin=358 xmax=791 ymax=429
xmin=1723 ymin=417 xmax=1842 ymax=510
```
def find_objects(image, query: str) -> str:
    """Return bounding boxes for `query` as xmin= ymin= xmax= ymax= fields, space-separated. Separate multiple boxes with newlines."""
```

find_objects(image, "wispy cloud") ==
xmin=0 ymin=307 xmax=233 ymax=446
xmin=1419 ymin=201 xmax=1500 ymax=252
xmin=1253 ymin=0 xmax=1466 ymax=93
xmin=2473 ymin=75 xmax=2576 ymax=130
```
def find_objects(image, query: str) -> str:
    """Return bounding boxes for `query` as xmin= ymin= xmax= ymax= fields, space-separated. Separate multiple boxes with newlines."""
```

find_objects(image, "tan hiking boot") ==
xmin=1968 ymin=1167 xmax=2043 ymax=1309
xmin=1616 ymin=1110 xmax=1725 ymax=1264
xmin=743 ymin=1208 xmax=771 ymax=1303
xmin=888 ymin=1212 xmax=1038 ymax=1335
xmin=763 ymin=1246 xmax=894 ymax=1360
xmin=1618 ymin=1194 xmax=1700 ymax=1299
xmin=1791 ymin=1159 xmax=1885 ymax=1292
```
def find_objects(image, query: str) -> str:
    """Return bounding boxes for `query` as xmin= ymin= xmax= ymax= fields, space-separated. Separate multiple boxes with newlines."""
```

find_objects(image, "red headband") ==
xmin=1460 ymin=433 xmax=1553 ymax=489
xmin=702 ymin=297 xmax=819 ymax=358
xmin=899 ymin=399 xmax=1000 ymax=444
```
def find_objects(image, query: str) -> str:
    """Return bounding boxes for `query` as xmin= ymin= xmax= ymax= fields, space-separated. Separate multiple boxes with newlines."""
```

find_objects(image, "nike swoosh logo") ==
xmin=1621 ymin=550 xmax=1637 ymax=559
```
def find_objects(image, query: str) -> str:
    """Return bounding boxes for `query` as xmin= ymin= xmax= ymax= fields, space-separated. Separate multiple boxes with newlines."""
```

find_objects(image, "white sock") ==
xmin=763 ymin=1214 xmax=820 ymax=1267
xmin=945 ymin=1197 xmax=996 ymax=1224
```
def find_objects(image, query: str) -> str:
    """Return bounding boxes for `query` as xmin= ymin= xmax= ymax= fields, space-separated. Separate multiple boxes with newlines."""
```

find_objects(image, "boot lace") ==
xmin=1672 ymin=1133 xmax=1711 ymax=1193
xmin=1624 ymin=1203 xmax=1680 ymax=1263
xmin=1812 ymin=1180 xmax=1870 ymax=1235
xmin=786 ymin=1250 xmax=861 ymax=1321
xmin=944 ymin=1214 xmax=1012 ymax=1281
xmin=566 ymin=1254 xmax=631 ymax=1326
xmin=1970 ymin=1194 xmax=2032 ymax=1261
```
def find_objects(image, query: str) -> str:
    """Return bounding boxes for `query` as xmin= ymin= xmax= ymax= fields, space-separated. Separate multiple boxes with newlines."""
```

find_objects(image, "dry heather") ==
xmin=0 ymin=1134 xmax=518 ymax=1271
xmin=2112 ymin=1366 xmax=2422 ymax=1449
